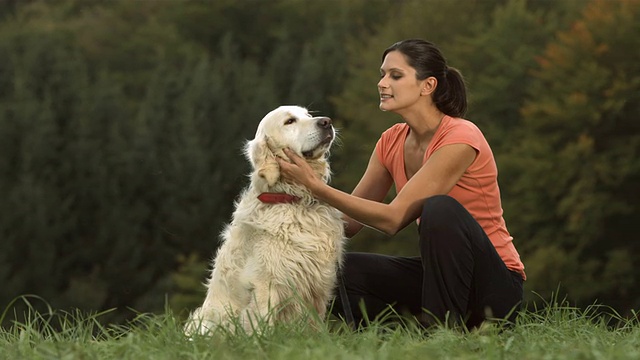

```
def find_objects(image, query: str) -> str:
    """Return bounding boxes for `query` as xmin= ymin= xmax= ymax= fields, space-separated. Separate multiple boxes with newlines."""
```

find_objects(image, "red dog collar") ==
xmin=257 ymin=193 xmax=300 ymax=204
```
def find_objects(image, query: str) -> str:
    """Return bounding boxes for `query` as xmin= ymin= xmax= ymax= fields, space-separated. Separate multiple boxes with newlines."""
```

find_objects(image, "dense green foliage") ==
xmin=0 ymin=0 xmax=638 ymax=326
xmin=505 ymin=0 xmax=640 ymax=311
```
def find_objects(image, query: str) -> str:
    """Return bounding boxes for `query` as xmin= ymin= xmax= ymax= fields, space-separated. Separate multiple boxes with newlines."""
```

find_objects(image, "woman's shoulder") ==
xmin=376 ymin=123 xmax=407 ymax=164
xmin=378 ymin=122 xmax=408 ymax=146
xmin=440 ymin=116 xmax=485 ymax=141
xmin=431 ymin=116 xmax=489 ymax=153
xmin=444 ymin=116 xmax=481 ymax=133
xmin=381 ymin=122 xmax=408 ymax=138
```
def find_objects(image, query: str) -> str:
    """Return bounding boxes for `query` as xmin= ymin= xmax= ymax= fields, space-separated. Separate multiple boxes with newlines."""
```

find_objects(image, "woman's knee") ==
xmin=418 ymin=195 xmax=476 ymax=255
xmin=421 ymin=195 xmax=462 ymax=221
xmin=420 ymin=195 xmax=463 ymax=229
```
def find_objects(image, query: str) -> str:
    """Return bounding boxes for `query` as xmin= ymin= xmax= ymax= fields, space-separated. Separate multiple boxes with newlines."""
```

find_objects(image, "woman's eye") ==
xmin=391 ymin=74 xmax=402 ymax=80
xmin=285 ymin=117 xmax=296 ymax=125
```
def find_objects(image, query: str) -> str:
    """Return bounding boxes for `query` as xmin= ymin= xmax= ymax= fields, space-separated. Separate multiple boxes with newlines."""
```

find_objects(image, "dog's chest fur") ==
xmin=231 ymin=189 xmax=344 ymax=249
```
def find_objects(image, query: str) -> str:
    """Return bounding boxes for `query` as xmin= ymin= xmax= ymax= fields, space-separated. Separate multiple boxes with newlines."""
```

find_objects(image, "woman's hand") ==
xmin=276 ymin=148 xmax=322 ymax=191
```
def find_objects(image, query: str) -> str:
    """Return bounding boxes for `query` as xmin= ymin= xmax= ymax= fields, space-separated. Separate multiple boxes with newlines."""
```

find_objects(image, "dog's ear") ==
xmin=246 ymin=137 xmax=286 ymax=188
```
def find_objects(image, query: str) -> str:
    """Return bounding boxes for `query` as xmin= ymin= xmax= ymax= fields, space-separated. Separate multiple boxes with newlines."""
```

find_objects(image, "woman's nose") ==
xmin=378 ymin=77 xmax=387 ymax=89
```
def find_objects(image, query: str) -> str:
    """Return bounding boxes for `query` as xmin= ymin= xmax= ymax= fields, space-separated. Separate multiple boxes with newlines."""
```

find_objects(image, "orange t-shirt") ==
xmin=375 ymin=116 xmax=525 ymax=280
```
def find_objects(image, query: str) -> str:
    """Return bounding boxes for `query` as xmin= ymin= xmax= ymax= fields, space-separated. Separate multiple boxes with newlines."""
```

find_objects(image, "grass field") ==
xmin=1 ymin=296 xmax=639 ymax=360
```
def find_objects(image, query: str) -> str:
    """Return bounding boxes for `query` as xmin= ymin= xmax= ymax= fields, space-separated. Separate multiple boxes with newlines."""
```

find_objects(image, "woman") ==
xmin=276 ymin=39 xmax=525 ymax=329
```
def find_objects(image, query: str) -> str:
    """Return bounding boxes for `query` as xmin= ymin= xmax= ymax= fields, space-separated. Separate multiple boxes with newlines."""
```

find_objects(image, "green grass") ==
xmin=1 ymin=296 xmax=639 ymax=360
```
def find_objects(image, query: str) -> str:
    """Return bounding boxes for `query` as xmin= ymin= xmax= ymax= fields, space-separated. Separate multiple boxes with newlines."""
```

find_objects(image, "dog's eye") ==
xmin=284 ymin=117 xmax=297 ymax=125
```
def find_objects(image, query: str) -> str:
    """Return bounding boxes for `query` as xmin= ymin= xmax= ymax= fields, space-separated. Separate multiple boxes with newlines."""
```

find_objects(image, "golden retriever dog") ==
xmin=185 ymin=106 xmax=345 ymax=335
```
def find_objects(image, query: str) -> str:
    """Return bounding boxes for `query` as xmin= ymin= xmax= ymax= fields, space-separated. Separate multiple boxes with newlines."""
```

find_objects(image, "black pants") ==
xmin=333 ymin=195 xmax=524 ymax=329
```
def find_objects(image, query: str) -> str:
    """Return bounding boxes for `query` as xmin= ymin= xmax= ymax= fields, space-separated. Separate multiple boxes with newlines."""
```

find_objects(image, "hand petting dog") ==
xmin=276 ymin=148 xmax=323 ymax=191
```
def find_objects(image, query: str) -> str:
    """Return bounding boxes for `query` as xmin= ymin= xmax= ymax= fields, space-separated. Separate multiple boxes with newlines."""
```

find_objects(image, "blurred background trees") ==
xmin=0 ymin=0 xmax=638 ymax=325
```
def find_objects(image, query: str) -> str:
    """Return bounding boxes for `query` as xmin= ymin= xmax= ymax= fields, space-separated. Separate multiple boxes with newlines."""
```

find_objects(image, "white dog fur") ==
xmin=185 ymin=106 xmax=345 ymax=335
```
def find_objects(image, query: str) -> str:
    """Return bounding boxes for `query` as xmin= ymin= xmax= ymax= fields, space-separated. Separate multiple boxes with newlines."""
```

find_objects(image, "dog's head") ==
xmin=246 ymin=106 xmax=335 ymax=189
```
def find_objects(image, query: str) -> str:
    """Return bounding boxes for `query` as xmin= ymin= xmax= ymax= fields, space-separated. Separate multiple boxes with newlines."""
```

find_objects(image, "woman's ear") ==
xmin=421 ymin=76 xmax=438 ymax=96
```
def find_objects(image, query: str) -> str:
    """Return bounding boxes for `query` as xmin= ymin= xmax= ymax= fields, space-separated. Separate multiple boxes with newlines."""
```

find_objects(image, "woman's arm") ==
xmin=342 ymin=151 xmax=394 ymax=238
xmin=278 ymin=143 xmax=476 ymax=236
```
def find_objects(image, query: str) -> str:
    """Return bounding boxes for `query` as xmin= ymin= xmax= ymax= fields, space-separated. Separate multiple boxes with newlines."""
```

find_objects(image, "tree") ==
xmin=0 ymin=0 xmax=399 ymax=323
xmin=451 ymin=0 xmax=568 ymax=151
xmin=505 ymin=0 xmax=640 ymax=311
xmin=0 ymin=0 xmax=250 ymax=323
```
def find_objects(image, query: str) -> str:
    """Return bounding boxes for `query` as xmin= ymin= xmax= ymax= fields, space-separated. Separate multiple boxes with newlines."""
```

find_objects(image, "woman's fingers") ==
xmin=275 ymin=155 xmax=289 ymax=169
xmin=276 ymin=154 xmax=296 ymax=175
xmin=283 ymin=148 xmax=304 ymax=165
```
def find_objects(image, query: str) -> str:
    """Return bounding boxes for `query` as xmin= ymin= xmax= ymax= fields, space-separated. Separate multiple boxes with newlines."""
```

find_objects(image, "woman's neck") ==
xmin=401 ymin=106 xmax=446 ymax=144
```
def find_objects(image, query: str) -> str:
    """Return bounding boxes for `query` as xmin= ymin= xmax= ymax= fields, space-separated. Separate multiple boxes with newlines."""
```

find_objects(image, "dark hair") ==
xmin=383 ymin=39 xmax=467 ymax=117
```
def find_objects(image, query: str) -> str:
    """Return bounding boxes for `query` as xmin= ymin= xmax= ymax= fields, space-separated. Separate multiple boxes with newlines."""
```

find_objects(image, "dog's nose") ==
xmin=316 ymin=117 xmax=332 ymax=129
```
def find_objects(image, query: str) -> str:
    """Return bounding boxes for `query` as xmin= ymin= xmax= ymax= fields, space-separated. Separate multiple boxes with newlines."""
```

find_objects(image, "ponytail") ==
xmin=434 ymin=66 xmax=467 ymax=118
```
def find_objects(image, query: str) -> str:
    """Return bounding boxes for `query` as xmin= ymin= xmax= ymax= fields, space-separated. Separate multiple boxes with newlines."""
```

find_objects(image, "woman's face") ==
xmin=378 ymin=51 xmax=426 ymax=113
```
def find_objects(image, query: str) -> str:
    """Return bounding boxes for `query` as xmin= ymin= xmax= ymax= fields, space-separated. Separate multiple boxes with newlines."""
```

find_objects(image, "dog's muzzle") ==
xmin=302 ymin=117 xmax=334 ymax=158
